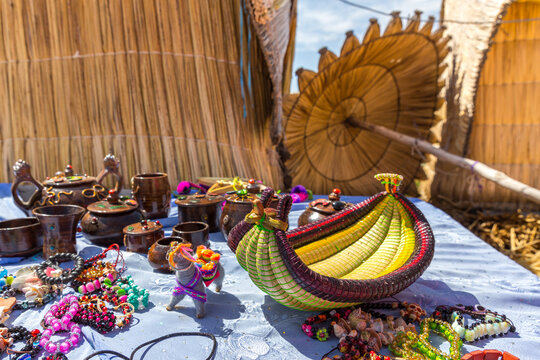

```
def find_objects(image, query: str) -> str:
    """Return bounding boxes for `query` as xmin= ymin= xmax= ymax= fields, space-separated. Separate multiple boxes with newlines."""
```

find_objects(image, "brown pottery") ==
xmin=148 ymin=236 xmax=184 ymax=272
xmin=0 ymin=217 xmax=43 ymax=257
xmin=131 ymin=173 xmax=171 ymax=219
xmin=80 ymin=190 xmax=145 ymax=246
xmin=172 ymin=222 xmax=210 ymax=248
xmin=123 ymin=220 xmax=164 ymax=254
xmin=297 ymin=188 xmax=351 ymax=227
xmin=32 ymin=205 xmax=85 ymax=259
xmin=220 ymin=183 xmax=279 ymax=240
xmin=175 ymin=194 xmax=224 ymax=232
xmin=11 ymin=154 xmax=122 ymax=215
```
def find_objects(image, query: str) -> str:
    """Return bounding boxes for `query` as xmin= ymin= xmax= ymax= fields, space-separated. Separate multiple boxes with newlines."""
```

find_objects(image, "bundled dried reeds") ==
xmin=283 ymin=13 xmax=447 ymax=195
xmin=0 ymin=0 xmax=296 ymax=189
xmin=433 ymin=0 xmax=540 ymax=210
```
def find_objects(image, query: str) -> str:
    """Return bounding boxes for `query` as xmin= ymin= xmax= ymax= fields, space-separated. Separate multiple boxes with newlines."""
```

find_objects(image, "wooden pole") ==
xmin=353 ymin=120 xmax=540 ymax=206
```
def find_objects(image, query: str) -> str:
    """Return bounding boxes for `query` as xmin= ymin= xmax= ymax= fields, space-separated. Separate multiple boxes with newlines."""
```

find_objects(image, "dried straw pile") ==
xmin=0 ymin=0 xmax=296 ymax=189
xmin=433 ymin=0 xmax=540 ymax=210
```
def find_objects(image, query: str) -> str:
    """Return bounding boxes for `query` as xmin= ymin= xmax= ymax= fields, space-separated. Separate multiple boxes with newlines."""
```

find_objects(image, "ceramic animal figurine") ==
xmin=165 ymin=242 xmax=224 ymax=318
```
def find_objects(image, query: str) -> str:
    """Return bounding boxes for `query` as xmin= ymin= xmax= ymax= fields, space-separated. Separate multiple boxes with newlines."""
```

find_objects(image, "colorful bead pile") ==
xmin=389 ymin=318 xmax=462 ymax=360
xmin=106 ymin=276 xmax=149 ymax=310
xmin=41 ymin=295 xmax=82 ymax=354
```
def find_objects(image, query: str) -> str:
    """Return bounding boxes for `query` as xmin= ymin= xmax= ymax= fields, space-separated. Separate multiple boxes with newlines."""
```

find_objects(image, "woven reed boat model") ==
xmin=228 ymin=174 xmax=434 ymax=311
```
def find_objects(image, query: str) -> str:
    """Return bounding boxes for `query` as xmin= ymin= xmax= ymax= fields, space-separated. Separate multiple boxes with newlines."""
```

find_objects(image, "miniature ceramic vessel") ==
xmin=131 ymin=173 xmax=171 ymax=219
xmin=0 ymin=217 xmax=43 ymax=257
xmin=220 ymin=182 xmax=279 ymax=240
xmin=175 ymin=194 xmax=224 ymax=232
xmin=147 ymin=236 xmax=183 ymax=272
xmin=172 ymin=222 xmax=210 ymax=248
xmin=80 ymin=190 xmax=145 ymax=246
xmin=297 ymin=188 xmax=351 ymax=227
xmin=11 ymin=154 xmax=122 ymax=215
xmin=32 ymin=205 xmax=86 ymax=259
xmin=123 ymin=220 xmax=164 ymax=254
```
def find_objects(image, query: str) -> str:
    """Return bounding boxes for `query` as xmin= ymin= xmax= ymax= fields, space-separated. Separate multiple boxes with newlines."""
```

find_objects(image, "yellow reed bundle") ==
xmin=433 ymin=0 xmax=540 ymax=210
xmin=0 ymin=0 xmax=295 ymax=190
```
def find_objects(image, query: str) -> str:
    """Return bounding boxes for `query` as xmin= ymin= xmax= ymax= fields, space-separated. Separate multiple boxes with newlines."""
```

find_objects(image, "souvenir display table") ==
xmin=0 ymin=184 xmax=538 ymax=360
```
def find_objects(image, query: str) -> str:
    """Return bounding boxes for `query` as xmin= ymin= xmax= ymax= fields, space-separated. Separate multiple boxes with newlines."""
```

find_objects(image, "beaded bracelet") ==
xmin=40 ymin=295 xmax=82 ymax=354
xmin=5 ymin=326 xmax=41 ymax=360
xmin=389 ymin=318 xmax=462 ymax=360
xmin=302 ymin=307 xmax=354 ymax=341
xmin=77 ymin=294 xmax=134 ymax=330
xmin=433 ymin=304 xmax=515 ymax=342
xmin=37 ymin=253 xmax=84 ymax=285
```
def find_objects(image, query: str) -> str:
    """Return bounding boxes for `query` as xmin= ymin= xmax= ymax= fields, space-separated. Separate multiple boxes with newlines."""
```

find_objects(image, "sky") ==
xmin=291 ymin=0 xmax=441 ymax=92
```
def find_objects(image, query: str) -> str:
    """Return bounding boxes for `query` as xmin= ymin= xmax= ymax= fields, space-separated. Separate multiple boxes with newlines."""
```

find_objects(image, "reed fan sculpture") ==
xmin=283 ymin=12 xmax=448 ymax=195
xmin=228 ymin=174 xmax=435 ymax=311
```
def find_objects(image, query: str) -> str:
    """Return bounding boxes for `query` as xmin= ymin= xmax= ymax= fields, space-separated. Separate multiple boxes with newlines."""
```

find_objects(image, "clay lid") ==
xmin=226 ymin=189 xmax=279 ymax=204
xmin=123 ymin=219 xmax=163 ymax=235
xmin=175 ymin=193 xmax=224 ymax=207
xmin=308 ymin=188 xmax=349 ymax=215
xmin=87 ymin=190 xmax=138 ymax=215
xmin=42 ymin=174 xmax=97 ymax=187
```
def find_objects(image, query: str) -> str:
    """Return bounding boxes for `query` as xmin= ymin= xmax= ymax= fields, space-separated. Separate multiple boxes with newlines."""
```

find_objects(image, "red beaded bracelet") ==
xmin=461 ymin=349 xmax=519 ymax=360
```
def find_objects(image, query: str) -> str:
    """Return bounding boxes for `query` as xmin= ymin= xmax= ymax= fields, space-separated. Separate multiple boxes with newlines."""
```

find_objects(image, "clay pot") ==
xmin=131 ymin=173 xmax=171 ymax=219
xmin=80 ymin=190 xmax=145 ymax=246
xmin=172 ymin=222 xmax=209 ymax=248
xmin=32 ymin=205 xmax=86 ymax=259
xmin=175 ymin=194 xmax=224 ymax=232
xmin=220 ymin=192 xmax=279 ymax=240
xmin=0 ymin=217 xmax=43 ymax=257
xmin=148 ymin=236 xmax=183 ymax=272
xmin=123 ymin=220 xmax=164 ymax=254
xmin=297 ymin=189 xmax=351 ymax=227
xmin=11 ymin=154 xmax=122 ymax=215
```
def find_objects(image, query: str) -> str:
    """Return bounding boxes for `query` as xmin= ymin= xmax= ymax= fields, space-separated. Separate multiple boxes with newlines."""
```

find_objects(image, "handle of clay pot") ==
xmin=96 ymin=154 xmax=123 ymax=194
xmin=11 ymin=160 xmax=44 ymax=211
xmin=131 ymin=177 xmax=140 ymax=197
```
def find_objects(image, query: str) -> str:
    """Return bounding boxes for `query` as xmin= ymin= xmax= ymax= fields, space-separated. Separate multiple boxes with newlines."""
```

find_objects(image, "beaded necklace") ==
xmin=389 ymin=318 xmax=462 ymax=360
xmin=101 ymin=275 xmax=149 ymax=310
xmin=433 ymin=304 xmax=515 ymax=343
xmin=40 ymin=295 xmax=82 ymax=354
xmin=3 ymin=326 xmax=41 ymax=360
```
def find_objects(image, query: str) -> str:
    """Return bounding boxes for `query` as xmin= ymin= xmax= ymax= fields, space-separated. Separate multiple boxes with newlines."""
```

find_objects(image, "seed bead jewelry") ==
xmin=40 ymin=295 xmax=82 ymax=354
xmin=302 ymin=307 xmax=354 ymax=341
xmin=102 ymin=275 xmax=149 ymax=310
xmin=433 ymin=304 xmax=515 ymax=343
xmin=37 ymin=253 xmax=84 ymax=285
xmin=5 ymin=326 xmax=41 ymax=360
xmin=389 ymin=318 xmax=462 ymax=360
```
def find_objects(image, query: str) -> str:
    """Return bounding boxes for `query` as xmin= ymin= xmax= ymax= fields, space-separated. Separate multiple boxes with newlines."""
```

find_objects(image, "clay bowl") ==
xmin=172 ymin=222 xmax=210 ymax=248
xmin=0 ymin=217 xmax=43 ymax=257
xmin=147 ymin=236 xmax=184 ymax=272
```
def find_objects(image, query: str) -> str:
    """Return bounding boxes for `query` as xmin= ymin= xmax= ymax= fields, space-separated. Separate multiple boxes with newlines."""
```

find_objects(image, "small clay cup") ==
xmin=148 ymin=236 xmax=183 ymax=272
xmin=32 ymin=205 xmax=85 ymax=259
xmin=131 ymin=173 xmax=171 ymax=219
xmin=0 ymin=217 xmax=43 ymax=257
xmin=172 ymin=222 xmax=209 ymax=248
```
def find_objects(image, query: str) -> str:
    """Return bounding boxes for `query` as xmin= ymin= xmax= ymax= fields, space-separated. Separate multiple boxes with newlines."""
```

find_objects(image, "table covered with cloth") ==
xmin=0 ymin=184 xmax=539 ymax=360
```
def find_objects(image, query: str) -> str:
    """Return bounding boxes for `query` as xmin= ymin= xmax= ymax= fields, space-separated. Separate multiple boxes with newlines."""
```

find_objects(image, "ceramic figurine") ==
xmin=80 ymin=190 xmax=145 ymax=246
xmin=11 ymin=154 xmax=122 ymax=215
xmin=166 ymin=242 xmax=224 ymax=318
xmin=175 ymin=194 xmax=224 ymax=232
xmin=297 ymin=188 xmax=351 ymax=226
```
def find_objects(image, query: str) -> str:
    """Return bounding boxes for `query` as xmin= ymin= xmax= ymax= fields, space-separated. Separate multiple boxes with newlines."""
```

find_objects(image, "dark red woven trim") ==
xmin=286 ymin=192 xmax=386 ymax=249
xmin=273 ymin=192 xmax=435 ymax=304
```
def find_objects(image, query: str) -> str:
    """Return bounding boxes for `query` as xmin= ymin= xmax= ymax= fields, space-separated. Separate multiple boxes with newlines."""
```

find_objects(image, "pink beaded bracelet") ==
xmin=40 ymin=295 xmax=82 ymax=354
